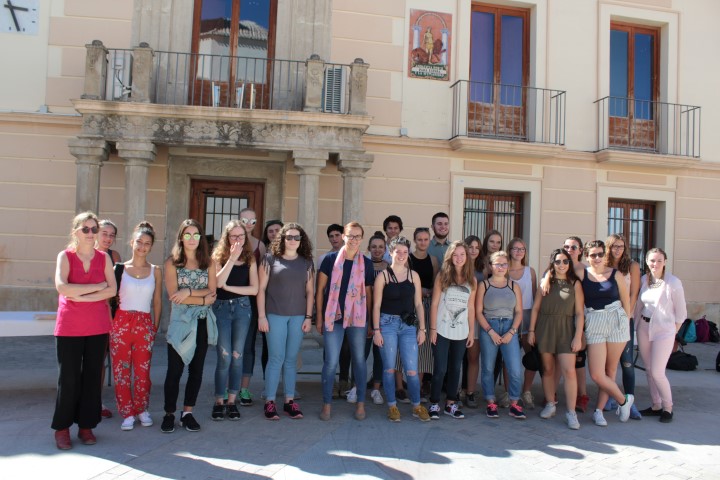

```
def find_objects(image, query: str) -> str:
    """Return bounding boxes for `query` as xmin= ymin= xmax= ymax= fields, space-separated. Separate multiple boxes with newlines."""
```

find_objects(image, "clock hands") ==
xmin=4 ymin=0 xmax=29 ymax=32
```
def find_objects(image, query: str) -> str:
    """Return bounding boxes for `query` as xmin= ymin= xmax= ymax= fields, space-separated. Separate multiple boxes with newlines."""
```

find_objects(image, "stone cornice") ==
xmin=448 ymin=136 xmax=567 ymax=159
xmin=71 ymin=99 xmax=373 ymax=151
xmin=0 ymin=111 xmax=82 ymax=126
xmin=595 ymin=149 xmax=703 ymax=169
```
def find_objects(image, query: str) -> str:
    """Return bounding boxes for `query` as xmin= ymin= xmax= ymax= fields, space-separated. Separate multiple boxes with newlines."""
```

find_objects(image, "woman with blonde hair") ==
xmin=428 ymin=241 xmax=476 ymax=419
xmin=634 ymin=248 xmax=686 ymax=423
xmin=111 ymin=221 xmax=162 ymax=431
xmin=52 ymin=211 xmax=117 ymax=449
xmin=211 ymin=220 xmax=258 ymax=420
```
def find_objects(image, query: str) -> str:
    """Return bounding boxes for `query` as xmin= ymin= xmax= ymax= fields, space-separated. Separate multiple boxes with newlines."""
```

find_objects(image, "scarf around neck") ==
xmin=324 ymin=246 xmax=366 ymax=331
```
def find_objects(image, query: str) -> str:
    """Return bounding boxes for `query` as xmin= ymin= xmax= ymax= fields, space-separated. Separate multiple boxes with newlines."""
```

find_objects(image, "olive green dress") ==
xmin=536 ymin=279 xmax=577 ymax=354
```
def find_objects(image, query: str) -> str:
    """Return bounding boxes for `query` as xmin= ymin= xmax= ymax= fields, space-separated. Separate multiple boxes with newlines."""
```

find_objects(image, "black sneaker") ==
xmin=211 ymin=404 xmax=226 ymax=421
xmin=180 ymin=413 xmax=201 ymax=432
xmin=640 ymin=406 xmax=662 ymax=416
xmin=396 ymin=389 xmax=411 ymax=404
xmin=509 ymin=404 xmax=527 ymax=420
xmin=160 ymin=413 xmax=175 ymax=433
xmin=429 ymin=403 xmax=441 ymax=420
xmin=264 ymin=401 xmax=280 ymax=420
xmin=444 ymin=403 xmax=465 ymax=419
xmin=486 ymin=403 xmax=499 ymax=418
xmin=227 ymin=404 xmax=241 ymax=420
xmin=659 ymin=410 xmax=673 ymax=423
xmin=283 ymin=400 xmax=304 ymax=419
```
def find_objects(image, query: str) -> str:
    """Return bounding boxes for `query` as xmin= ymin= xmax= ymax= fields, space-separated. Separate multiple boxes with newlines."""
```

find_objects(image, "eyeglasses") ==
xmin=611 ymin=245 xmax=625 ymax=250
xmin=563 ymin=245 xmax=579 ymax=251
xmin=492 ymin=263 xmax=509 ymax=268
xmin=511 ymin=247 xmax=526 ymax=252
xmin=554 ymin=259 xmax=570 ymax=265
xmin=79 ymin=226 xmax=99 ymax=234
xmin=229 ymin=234 xmax=245 ymax=241
xmin=182 ymin=233 xmax=202 ymax=241
xmin=587 ymin=252 xmax=604 ymax=259
xmin=285 ymin=234 xmax=302 ymax=241
xmin=240 ymin=218 xmax=257 ymax=226
xmin=345 ymin=234 xmax=363 ymax=241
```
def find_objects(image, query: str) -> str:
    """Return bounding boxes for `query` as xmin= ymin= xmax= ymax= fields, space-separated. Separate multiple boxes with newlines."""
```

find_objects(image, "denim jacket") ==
xmin=166 ymin=304 xmax=218 ymax=365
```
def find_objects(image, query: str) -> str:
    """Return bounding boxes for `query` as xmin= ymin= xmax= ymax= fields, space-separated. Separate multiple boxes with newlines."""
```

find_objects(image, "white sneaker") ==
xmin=539 ymin=402 xmax=557 ymax=419
xmin=370 ymin=389 xmax=384 ymax=405
xmin=138 ymin=411 xmax=153 ymax=427
xmin=121 ymin=416 xmax=135 ymax=431
xmin=616 ymin=394 xmax=634 ymax=423
xmin=566 ymin=411 xmax=580 ymax=430
xmin=345 ymin=386 xmax=358 ymax=404
xmin=593 ymin=409 xmax=608 ymax=427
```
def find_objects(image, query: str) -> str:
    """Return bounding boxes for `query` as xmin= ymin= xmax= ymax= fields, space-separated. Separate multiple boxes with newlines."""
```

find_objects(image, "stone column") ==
xmin=81 ymin=40 xmax=108 ymax=100
xmin=117 ymin=141 xmax=157 ymax=258
xmin=131 ymin=43 xmax=155 ymax=103
xmin=304 ymin=54 xmax=325 ymax=112
xmin=349 ymin=58 xmax=369 ymax=116
xmin=293 ymin=150 xmax=328 ymax=252
xmin=68 ymin=137 xmax=109 ymax=214
xmin=337 ymin=152 xmax=374 ymax=225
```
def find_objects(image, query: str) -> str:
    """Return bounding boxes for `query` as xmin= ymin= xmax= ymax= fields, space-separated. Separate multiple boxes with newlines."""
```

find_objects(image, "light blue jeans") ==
xmin=479 ymin=317 xmax=522 ymax=402
xmin=263 ymin=314 xmax=305 ymax=402
xmin=321 ymin=323 xmax=367 ymax=404
xmin=378 ymin=313 xmax=420 ymax=406
xmin=213 ymin=297 xmax=252 ymax=398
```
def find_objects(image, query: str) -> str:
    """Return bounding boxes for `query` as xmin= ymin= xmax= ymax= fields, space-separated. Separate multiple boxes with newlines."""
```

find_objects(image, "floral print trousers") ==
xmin=110 ymin=310 xmax=156 ymax=418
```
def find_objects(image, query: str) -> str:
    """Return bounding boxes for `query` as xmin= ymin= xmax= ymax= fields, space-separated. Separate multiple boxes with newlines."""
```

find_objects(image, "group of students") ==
xmin=50 ymin=210 xmax=687 ymax=450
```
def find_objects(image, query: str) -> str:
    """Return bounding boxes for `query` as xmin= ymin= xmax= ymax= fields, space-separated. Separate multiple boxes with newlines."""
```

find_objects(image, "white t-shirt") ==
xmin=436 ymin=283 xmax=472 ymax=341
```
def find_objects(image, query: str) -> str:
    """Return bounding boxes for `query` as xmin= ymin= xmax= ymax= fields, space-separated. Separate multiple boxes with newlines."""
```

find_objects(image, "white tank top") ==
xmin=436 ymin=283 xmax=472 ymax=341
xmin=119 ymin=265 xmax=156 ymax=313
xmin=515 ymin=266 xmax=534 ymax=310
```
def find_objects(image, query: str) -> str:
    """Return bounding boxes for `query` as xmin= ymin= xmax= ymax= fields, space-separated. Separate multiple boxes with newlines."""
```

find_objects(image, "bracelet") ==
xmin=373 ymin=328 xmax=380 ymax=331
xmin=485 ymin=327 xmax=492 ymax=333
xmin=305 ymin=314 xmax=312 ymax=319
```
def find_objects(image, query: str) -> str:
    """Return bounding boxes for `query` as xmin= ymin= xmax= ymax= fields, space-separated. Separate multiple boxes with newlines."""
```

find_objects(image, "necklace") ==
xmin=649 ymin=276 xmax=664 ymax=288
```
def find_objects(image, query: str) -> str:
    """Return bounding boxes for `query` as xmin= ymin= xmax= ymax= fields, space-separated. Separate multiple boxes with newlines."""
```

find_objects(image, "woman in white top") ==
xmin=110 ymin=222 xmax=162 ymax=431
xmin=507 ymin=237 xmax=537 ymax=409
xmin=428 ymin=241 xmax=476 ymax=419
xmin=634 ymin=248 xmax=687 ymax=423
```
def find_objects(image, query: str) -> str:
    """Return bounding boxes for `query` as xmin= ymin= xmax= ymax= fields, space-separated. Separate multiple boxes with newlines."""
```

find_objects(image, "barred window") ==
xmin=463 ymin=190 xmax=524 ymax=242
xmin=608 ymin=199 xmax=656 ymax=266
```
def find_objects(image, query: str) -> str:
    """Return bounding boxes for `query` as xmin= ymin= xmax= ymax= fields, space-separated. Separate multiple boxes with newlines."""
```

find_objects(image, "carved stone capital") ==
xmin=117 ymin=141 xmax=157 ymax=165
xmin=293 ymin=150 xmax=328 ymax=172
xmin=68 ymin=137 xmax=109 ymax=165
xmin=338 ymin=151 xmax=373 ymax=176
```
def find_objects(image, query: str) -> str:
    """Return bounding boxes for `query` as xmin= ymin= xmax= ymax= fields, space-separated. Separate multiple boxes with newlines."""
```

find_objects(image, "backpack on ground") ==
xmin=667 ymin=350 xmax=698 ymax=371
xmin=675 ymin=318 xmax=695 ymax=345
xmin=708 ymin=321 xmax=720 ymax=343
xmin=695 ymin=316 xmax=710 ymax=343
xmin=716 ymin=350 xmax=720 ymax=372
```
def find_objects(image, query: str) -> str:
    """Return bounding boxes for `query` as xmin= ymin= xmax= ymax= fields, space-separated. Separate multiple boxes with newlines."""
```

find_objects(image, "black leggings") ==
xmin=163 ymin=319 xmax=209 ymax=412
xmin=52 ymin=334 xmax=108 ymax=430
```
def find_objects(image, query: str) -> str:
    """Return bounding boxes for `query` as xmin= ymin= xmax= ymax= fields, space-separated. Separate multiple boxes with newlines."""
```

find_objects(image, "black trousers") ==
xmin=431 ymin=335 xmax=467 ymax=404
xmin=51 ymin=334 xmax=108 ymax=430
xmin=163 ymin=319 xmax=209 ymax=413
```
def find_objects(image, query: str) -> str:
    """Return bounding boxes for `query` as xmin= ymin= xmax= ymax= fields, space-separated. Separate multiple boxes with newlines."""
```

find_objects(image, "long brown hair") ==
xmin=604 ymin=233 xmax=632 ymax=275
xmin=543 ymin=249 xmax=579 ymax=285
xmin=171 ymin=219 xmax=210 ymax=269
xmin=464 ymin=235 xmax=483 ymax=273
xmin=269 ymin=223 xmax=314 ymax=261
xmin=212 ymin=219 xmax=254 ymax=266
xmin=438 ymin=241 xmax=476 ymax=291
xmin=645 ymin=247 xmax=667 ymax=286
xmin=507 ymin=237 xmax=527 ymax=266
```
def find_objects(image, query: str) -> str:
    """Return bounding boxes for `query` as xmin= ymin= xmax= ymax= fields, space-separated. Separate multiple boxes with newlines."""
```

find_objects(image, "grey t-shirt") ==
xmin=263 ymin=254 xmax=313 ymax=316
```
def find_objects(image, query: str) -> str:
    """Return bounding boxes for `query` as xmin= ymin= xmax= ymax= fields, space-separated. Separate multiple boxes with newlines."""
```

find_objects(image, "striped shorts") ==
xmin=584 ymin=300 xmax=630 ymax=345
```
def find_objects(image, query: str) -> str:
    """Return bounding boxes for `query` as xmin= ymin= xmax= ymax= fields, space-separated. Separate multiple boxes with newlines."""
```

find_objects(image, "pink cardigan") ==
xmin=634 ymin=273 xmax=687 ymax=341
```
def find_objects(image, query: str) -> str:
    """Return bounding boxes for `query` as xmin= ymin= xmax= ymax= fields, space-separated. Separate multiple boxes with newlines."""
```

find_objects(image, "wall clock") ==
xmin=1 ymin=0 xmax=39 ymax=35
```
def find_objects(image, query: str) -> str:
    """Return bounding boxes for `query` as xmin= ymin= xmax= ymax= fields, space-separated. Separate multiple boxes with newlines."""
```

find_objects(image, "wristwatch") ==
xmin=509 ymin=327 xmax=517 ymax=335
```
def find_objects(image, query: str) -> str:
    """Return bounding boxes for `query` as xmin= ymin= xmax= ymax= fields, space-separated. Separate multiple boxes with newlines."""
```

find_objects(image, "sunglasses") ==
xmin=182 ymin=233 xmax=202 ymax=241
xmin=240 ymin=218 xmax=257 ymax=226
xmin=553 ymin=258 xmax=570 ymax=265
xmin=285 ymin=234 xmax=302 ymax=241
xmin=587 ymin=252 xmax=604 ymax=259
xmin=79 ymin=226 xmax=99 ymax=234
xmin=563 ymin=245 xmax=579 ymax=251
xmin=492 ymin=263 xmax=509 ymax=268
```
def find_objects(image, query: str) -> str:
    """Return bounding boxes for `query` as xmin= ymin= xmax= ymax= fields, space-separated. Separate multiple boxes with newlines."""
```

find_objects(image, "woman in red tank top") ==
xmin=52 ymin=211 xmax=117 ymax=450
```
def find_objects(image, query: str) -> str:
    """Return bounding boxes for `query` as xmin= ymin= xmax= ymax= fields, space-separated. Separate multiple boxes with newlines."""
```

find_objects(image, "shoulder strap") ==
xmin=113 ymin=263 xmax=125 ymax=293
xmin=483 ymin=279 xmax=490 ymax=290
xmin=387 ymin=267 xmax=399 ymax=284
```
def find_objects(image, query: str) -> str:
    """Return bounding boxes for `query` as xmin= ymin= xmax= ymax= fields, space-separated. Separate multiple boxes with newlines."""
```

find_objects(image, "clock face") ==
xmin=1 ymin=0 xmax=39 ymax=35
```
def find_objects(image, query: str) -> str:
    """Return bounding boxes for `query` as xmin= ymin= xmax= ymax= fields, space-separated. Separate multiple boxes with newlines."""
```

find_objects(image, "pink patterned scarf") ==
xmin=323 ymin=246 xmax=367 ymax=331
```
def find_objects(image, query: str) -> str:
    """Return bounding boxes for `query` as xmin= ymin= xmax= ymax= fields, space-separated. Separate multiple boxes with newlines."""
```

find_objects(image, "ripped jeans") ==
xmin=213 ymin=297 xmax=252 ymax=398
xmin=619 ymin=317 xmax=636 ymax=395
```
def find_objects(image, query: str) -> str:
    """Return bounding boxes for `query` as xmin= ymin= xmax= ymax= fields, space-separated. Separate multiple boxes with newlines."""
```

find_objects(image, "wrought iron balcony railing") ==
xmin=451 ymin=80 xmax=566 ymax=145
xmin=594 ymin=96 xmax=701 ymax=158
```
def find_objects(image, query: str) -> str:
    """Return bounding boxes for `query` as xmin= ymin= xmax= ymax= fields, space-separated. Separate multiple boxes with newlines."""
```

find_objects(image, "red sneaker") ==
xmin=54 ymin=428 xmax=72 ymax=450
xmin=576 ymin=394 xmax=590 ymax=413
xmin=77 ymin=428 xmax=97 ymax=445
xmin=100 ymin=406 xmax=113 ymax=419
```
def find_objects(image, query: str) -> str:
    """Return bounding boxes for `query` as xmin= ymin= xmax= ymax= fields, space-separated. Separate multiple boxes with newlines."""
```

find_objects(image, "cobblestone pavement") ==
xmin=1 ymin=335 xmax=719 ymax=480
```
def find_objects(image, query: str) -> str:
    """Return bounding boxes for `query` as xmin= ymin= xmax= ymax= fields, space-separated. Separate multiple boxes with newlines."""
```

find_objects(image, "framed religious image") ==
xmin=408 ymin=9 xmax=451 ymax=81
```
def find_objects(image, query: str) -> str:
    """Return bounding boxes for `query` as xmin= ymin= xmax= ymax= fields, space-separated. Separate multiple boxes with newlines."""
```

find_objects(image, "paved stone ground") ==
xmin=1 ymin=334 xmax=719 ymax=480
